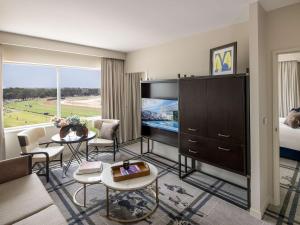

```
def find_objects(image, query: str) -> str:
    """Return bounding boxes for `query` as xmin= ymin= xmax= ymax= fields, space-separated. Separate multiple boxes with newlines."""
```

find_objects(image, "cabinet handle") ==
xmin=188 ymin=149 xmax=197 ymax=154
xmin=188 ymin=128 xmax=198 ymax=132
xmin=188 ymin=139 xmax=198 ymax=143
xmin=218 ymin=147 xmax=231 ymax=152
xmin=218 ymin=133 xmax=231 ymax=138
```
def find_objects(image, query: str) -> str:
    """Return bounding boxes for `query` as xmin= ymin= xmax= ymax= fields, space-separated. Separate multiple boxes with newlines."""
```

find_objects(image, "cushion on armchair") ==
xmin=100 ymin=122 xmax=119 ymax=140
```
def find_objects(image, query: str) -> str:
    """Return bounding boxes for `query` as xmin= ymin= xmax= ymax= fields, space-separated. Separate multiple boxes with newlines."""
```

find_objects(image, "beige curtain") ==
xmin=0 ymin=45 xmax=5 ymax=160
xmin=123 ymin=72 xmax=143 ymax=141
xmin=101 ymin=57 xmax=143 ymax=143
xmin=279 ymin=61 xmax=300 ymax=117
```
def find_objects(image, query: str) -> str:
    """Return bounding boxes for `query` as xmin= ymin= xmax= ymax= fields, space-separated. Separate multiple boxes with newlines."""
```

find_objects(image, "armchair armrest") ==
xmin=21 ymin=151 xmax=49 ymax=162
xmin=0 ymin=155 xmax=32 ymax=184
xmin=39 ymin=141 xmax=55 ymax=147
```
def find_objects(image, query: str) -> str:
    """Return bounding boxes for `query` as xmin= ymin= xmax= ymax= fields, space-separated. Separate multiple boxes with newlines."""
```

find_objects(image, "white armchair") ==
xmin=87 ymin=119 xmax=120 ymax=161
xmin=17 ymin=127 xmax=64 ymax=182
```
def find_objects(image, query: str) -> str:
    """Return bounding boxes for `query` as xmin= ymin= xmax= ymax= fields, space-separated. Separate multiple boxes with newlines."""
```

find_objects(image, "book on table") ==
xmin=77 ymin=161 xmax=103 ymax=175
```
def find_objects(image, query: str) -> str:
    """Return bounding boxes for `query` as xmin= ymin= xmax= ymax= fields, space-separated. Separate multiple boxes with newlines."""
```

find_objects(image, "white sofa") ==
xmin=0 ymin=156 xmax=66 ymax=225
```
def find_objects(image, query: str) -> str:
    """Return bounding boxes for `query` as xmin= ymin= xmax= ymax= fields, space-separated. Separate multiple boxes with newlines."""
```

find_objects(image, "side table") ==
xmin=73 ymin=162 xmax=110 ymax=207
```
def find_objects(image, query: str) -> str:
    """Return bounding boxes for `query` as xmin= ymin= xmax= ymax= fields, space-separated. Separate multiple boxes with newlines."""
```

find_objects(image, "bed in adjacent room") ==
xmin=280 ymin=117 xmax=300 ymax=161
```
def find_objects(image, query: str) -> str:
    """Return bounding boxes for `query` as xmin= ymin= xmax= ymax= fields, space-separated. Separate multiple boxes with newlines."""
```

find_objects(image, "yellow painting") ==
xmin=210 ymin=43 xmax=237 ymax=75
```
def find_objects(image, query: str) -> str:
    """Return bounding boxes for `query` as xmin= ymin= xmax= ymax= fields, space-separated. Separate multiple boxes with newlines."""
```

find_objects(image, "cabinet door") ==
xmin=179 ymin=79 xmax=207 ymax=137
xmin=206 ymin=77 xmax=245 ymax=144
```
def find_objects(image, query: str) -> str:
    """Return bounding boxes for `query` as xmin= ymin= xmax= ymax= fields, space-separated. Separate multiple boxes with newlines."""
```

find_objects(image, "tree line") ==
xmin=4 ymin=88 xmax=100 ymax=100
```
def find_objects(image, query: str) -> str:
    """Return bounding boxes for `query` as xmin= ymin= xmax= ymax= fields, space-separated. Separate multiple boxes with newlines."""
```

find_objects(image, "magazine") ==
xmin=77 ymin=161 xmax=103 ymax=175
xmin=120 ymin=165 xmax=141 ymax=176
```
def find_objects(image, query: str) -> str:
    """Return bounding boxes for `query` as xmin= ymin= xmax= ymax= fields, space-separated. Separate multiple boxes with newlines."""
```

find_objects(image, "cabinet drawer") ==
xmin=179 ymin=133 xmax=210 ymax=160
xmin=208 ymin=130 xmax=245 ymax=145
xmin=180 ymin=124 xmax=206 ymax=137
xmin=207 ymin=141 xmax=246 ymax=175
xmin=180 ymin=133 xmax=247 ymax=175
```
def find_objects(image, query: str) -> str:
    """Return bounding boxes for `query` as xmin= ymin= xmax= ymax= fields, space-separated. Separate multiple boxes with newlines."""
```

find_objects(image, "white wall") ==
xmin=0 ymin=31 xmax=126 ymax=60
xmin=249 ymin=1 xmax=273 ymax=218
xmin=125 ymin=22 xmax=250 ymax=186
xmin=248 ymin=2 xmax=300 ymax=218
xmin=266 ymin=3 xmax=300 ymax=52
xmin=3 ymin=45 xmax=101 ymax=68
xmin=125 ymin=22 xmax=249 ymax=78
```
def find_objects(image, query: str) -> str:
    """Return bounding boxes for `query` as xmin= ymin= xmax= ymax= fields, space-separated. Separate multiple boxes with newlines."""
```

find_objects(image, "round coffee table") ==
xmin=101 ymin=161 xmax=159 ymax=223
xmin=73 ymin=162 xmax=110 ymax=207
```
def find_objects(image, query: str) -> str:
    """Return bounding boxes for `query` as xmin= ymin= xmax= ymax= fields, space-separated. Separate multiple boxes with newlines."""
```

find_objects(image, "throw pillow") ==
xmin=100 ymin=122 xmax=119 ymax=140
xmin=285 ymin=110 xmax=300 ymax=128
xmin=291 ymin=107 xmax=300 ymax=112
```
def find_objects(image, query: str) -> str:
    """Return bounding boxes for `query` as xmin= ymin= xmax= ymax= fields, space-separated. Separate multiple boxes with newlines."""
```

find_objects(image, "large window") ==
xmin=60 ymin=67 xmax=101 ymax=118
xmin=3 ymin=63 xmax=101 ymax=128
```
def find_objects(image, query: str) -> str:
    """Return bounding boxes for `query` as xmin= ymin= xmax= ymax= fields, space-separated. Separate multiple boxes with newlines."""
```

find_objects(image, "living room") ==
xmin=1 ymin=0 xmax=300 ymax=224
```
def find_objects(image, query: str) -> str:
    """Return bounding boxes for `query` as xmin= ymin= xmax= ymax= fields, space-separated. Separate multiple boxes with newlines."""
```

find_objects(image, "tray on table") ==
xmin=111 ymin=161 xmax=150 ymax=182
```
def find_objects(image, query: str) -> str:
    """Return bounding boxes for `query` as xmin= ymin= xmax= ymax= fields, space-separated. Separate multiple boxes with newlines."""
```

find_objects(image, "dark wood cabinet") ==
xmin=179 ymin=75 xmax=249 ymax=175
xmin=206 ymin=77 xmax=245 ymax=144
xmin=179 ymin=79 xmax=207 ymax=137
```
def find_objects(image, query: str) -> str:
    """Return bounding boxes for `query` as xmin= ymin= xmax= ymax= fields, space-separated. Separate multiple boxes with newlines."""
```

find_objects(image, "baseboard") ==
xmin=250 ymin=207 xmax=263 ymax=219
xmin=250 ymin=195 xmax=271 ymax=219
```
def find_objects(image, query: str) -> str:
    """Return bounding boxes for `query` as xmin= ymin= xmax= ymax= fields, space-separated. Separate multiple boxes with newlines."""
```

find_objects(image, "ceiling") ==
xmin=0 ymin=0 xmax=299 ymax=52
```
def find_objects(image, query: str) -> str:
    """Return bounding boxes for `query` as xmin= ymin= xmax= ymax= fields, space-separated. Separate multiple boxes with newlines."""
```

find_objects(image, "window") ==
xmin=3 ymin=63 xmax=57 ymax=128
xmin=60 ymin=67 xmax=101 ymax=118
xmin=3 ymin=63 xmax=101 ymax=128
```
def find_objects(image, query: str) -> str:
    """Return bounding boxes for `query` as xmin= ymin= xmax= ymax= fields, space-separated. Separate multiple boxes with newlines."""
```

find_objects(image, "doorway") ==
xmin=271 ymin=50 xmax=300 ymax=222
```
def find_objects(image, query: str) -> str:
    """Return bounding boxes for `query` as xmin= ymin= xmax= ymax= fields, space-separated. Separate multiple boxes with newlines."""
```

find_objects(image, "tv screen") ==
xmin=142 ymin=98 xmax=178 ymax=133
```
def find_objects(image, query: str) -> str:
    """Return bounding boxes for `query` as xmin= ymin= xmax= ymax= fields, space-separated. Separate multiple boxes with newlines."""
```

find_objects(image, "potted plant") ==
xmin=52 ymin=115 xmax=88 ymax=138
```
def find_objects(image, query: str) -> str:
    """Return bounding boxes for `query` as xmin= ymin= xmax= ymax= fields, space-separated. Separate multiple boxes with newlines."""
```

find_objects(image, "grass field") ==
xmin=4 ymin=96 xmax=101 ymax=128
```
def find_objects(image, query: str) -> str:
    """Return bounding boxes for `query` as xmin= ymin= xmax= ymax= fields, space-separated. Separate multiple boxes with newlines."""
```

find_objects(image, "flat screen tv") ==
xmin=141 ymin=98 xmax=178 ymax=133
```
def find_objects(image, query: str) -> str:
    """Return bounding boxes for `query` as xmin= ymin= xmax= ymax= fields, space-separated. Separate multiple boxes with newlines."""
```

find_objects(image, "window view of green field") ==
xmin=3 ymin=63 xmax=101 ymax=128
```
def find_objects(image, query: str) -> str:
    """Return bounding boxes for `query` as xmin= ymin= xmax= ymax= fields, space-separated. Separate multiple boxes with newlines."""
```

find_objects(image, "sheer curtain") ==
xmin=101 ymin=57 xmax=143 ymax=142
xmin=0 ymin=45 xmax=6 ymax=160
xmin=279 ymin=61 xmax=300 ymax=117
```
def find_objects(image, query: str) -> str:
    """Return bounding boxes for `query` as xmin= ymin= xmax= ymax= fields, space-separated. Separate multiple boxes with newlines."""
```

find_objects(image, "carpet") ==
xmin=38 ymin=142 xmax=264 ymax=225
xmin=264 ymin=158 xmax=300 ymax=225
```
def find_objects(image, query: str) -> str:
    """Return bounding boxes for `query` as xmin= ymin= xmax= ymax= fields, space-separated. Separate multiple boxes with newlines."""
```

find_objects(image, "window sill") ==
xmin=4 ymin=116 xmax=102 ymax=134
xmin=4 ymin=123 xmax=55 ymax=133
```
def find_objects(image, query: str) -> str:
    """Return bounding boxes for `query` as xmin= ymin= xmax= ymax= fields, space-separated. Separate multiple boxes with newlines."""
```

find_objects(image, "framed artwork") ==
xmin=210 ymin=42 xmax=237 ymax=75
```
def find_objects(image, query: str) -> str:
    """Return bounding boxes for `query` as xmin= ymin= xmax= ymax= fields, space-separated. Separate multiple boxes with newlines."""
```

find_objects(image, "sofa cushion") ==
xmin=0 ymin=174 xmax=53 ymax=225
xmin=14 ymin=205 xmax=66 ymax=225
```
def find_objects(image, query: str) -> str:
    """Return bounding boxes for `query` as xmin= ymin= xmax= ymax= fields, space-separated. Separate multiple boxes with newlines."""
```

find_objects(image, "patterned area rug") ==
xmin=39 ymin=142 xmax=263 ymax=225
xmin=264 ymin=158 xmax=300 ymax=225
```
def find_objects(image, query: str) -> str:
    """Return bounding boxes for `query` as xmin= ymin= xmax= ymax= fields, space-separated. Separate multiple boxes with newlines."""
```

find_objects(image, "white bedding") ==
xmin=279 ymin=117 xmax=300 ymax=151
